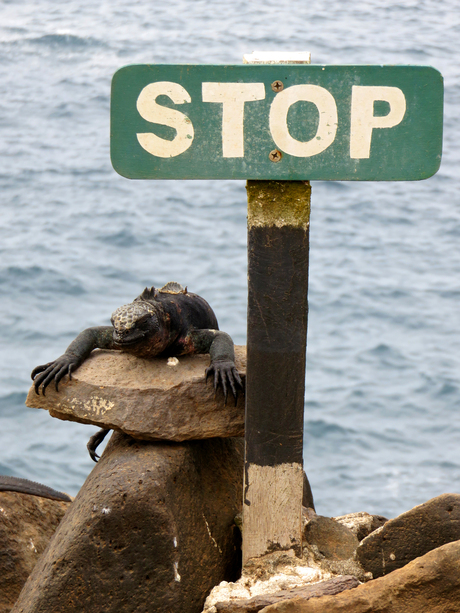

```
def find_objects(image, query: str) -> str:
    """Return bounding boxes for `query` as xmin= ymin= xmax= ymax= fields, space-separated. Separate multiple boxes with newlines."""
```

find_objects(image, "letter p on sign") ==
xmin=350 ymin=86 xmax=407 ymax=159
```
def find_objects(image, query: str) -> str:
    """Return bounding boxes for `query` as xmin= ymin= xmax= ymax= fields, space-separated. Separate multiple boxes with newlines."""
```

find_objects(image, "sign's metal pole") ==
xmin=243 ymin=53 xmax=312 ymax=565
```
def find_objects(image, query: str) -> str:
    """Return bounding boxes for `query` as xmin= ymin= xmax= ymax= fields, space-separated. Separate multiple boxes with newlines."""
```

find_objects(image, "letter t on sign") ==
xmin=242 ymin=51 xmax=312 ymax=565
xmin=202 ymin=83 xmax=265 ymax=157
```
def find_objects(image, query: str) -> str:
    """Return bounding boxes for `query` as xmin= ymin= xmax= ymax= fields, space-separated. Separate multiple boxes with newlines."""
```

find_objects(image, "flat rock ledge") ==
xmin=26 ymin=346 xmax=246 ymax=441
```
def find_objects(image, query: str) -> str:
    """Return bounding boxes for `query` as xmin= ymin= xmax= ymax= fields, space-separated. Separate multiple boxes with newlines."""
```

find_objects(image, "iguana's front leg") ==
xmin=31 ymin=326 xmax=114 ymax=395
xmin=190 ymin=329 xmax=243 ymax=403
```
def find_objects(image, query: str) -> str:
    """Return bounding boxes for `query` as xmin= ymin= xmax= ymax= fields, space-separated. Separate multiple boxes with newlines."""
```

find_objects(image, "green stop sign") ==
xmin=110 ymin=64 xmax=443 ymax=181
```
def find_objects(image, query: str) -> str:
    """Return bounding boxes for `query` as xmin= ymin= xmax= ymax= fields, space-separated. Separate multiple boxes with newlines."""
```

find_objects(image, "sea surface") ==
xmin=0 ymin=0 xmax=459 ymax=519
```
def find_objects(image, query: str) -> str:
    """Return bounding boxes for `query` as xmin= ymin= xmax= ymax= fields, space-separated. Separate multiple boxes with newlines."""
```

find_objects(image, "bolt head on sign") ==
xmin=110 ymin=64 xmax=443 ymax=181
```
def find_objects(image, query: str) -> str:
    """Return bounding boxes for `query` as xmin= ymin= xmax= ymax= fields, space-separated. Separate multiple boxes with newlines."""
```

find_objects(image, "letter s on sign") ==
xmin=136 ymin=82 xmax=194 ymax=158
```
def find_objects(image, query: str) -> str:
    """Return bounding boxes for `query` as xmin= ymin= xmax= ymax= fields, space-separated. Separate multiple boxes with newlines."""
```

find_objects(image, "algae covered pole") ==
xmin=243 ymin=52 xmax=312 ymax=564
xmin=244 ymin=178 xmax=311 ymax=563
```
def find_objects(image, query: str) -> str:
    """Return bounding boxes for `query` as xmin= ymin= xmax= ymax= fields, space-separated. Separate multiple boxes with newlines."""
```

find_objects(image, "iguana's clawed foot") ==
xmin=31 ymin=355 xmax=79 ymax=395
xmin=205 ymin=361 xmax=243 ymax=405
xmin=87 ymin=428 xmax=110 ymax=463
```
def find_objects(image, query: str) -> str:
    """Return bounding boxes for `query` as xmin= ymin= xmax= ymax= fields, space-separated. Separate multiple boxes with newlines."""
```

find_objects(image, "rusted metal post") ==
xmin=243 ymin=179 xmax=311 ymax=564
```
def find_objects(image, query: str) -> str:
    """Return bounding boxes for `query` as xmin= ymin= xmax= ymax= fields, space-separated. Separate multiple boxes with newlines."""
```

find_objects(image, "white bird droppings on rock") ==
xmin=174 ymin=561 xmax=181 ymax=582
xmin=202 ymin=551 xmax=331 ymax=611
xmin=28 ymin=539 xmax=38 ymax=553
xmin=203 ymin=513 xmax=222 ymax=553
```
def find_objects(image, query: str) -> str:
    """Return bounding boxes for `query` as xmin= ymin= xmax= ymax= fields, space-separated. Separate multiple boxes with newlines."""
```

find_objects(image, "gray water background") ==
xmin=0 ymin=0 xmax=459 ymax=519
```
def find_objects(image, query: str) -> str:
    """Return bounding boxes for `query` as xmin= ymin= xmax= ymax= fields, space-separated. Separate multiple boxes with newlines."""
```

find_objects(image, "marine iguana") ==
xmin=0 ymin=475 xmax=71 ymax=502
xmin=31 ymin=282 xmax=243 ymax=462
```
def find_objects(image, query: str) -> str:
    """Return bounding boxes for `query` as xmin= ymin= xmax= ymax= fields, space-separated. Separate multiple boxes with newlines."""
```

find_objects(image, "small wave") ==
xmin=96 ymin=230 xmax=142 ymax=249
xmin=0 ymin=463 xmax=15 ymax=476
xmin=305 ymin=419 xmax=354 ymax=439
xmin=359 ymin=343 xmax=411 ymax=370
xmin=29 ymin=33 xmax=106 ymax=50
xmin=0 ymin=392 xmax=27 ymax=417
xmin=436 ymin=381 xmax=459 ymax=398
xmin=0 ymin=266 xmax=86 ymax=297
xmin=419 ymin=459 xmax=460 ymax=470
xmin=368 ymin=429 xmax=425 ymax=449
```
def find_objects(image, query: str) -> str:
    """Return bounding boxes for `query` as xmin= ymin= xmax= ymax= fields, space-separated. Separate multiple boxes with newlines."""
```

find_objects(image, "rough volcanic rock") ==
xmin=211 ymin=576 xmax=359 ymax=613
xmin=356 ymin=493 xmax=460 ymax=577
xmin=301 ymin=514 xmax=366 ymax=581
xmin=303 ymin=516 xmax=358 ymax=561
xmin=0 ymin=491 xmax=70 ymax=613
xmin=258 ymin=539 xmax=460 ymax=613
xmin=26 ymin=346 xmax=246 ymax=441
xmin=302 ymin=475 xmax=315 ymax=511
xmin=203 ymin=551 xmax=332 ymax=612
xmin=12 ymin=432 xmax=244 ymax=613
xmin=204 ymin=510 xmax=366 ymax=613
xmin=333 ymin=511 xmax=388 ymax=542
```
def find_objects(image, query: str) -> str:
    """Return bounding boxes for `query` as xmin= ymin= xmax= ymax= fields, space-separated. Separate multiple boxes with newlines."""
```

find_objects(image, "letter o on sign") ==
xmin=269 ymin=84 xmax=338 ymax=157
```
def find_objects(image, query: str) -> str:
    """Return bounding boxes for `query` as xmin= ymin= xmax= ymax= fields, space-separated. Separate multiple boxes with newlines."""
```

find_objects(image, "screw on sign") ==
xmin=269 ymin=149 xmax=283 ymax=162
xmin=271 ymin=80 xmax=284 ymax=92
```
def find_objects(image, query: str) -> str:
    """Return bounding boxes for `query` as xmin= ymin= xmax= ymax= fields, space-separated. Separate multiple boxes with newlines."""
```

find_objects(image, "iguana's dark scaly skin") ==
xmin=31 ymin=283 xmax=243 ymax=461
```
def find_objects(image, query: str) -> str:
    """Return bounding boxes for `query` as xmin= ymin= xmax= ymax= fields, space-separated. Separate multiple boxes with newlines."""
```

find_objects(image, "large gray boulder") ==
xmin=25 ymin=346 xmax=246 ymax=441
xmin=356 ymin=493 xmax=460 ymax=577
xmin=0 ymin=491 xmax=70 ymax=613
xmin=12 ymin=432 xmax=244 ymax=613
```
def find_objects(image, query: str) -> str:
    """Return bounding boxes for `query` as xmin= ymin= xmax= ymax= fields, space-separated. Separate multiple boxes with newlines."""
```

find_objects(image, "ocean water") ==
xmin=0 ymin=0 xmax=459 ymax=519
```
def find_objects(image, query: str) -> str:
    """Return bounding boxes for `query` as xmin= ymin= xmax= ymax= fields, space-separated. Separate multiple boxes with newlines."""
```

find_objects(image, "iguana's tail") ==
xmin=0 ymin=476 xmax=71 ymax=502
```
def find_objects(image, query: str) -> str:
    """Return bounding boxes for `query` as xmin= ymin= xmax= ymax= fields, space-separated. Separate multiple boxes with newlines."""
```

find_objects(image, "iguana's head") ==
xmin=111 ymin=301 xmax=160 ymax=349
